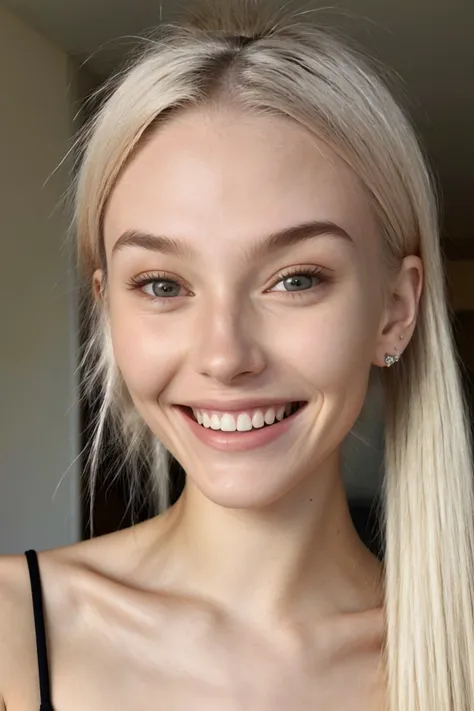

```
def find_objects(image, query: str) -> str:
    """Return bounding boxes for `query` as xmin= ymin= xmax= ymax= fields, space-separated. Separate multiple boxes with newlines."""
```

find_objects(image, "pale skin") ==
xmin=0 ymin=106 xmax=422 ymax=710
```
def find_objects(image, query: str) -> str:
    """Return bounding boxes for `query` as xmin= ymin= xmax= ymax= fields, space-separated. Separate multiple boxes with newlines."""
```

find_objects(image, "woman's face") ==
xmin=101 ymin=108 xmax=391 ymax=508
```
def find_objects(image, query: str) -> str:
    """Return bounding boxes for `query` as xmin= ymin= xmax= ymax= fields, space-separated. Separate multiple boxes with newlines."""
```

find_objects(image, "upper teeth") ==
xmin=192 ymin=403 xmax=296 ymax=431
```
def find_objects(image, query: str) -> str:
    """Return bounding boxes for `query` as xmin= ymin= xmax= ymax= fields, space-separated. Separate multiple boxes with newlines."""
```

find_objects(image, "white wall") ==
xmin=0 ymin=5 xmax=81 ymax=553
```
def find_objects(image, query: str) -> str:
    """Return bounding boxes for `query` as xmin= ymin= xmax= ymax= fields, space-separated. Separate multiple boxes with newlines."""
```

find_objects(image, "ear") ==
xmin=92 ymin=269 xmax=105 ymax=303
xmin=373 ymin=255 xmax=423 ymax=367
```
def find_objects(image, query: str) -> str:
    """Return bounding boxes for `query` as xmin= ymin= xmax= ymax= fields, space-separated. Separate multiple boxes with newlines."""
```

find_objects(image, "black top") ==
xmin=24 ymin=550 xmax=55 ymax=711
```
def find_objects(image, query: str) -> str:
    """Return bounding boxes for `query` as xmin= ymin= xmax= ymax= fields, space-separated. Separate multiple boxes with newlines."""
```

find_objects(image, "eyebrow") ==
xmin=111 ymin=220 xmax=353 ymax=261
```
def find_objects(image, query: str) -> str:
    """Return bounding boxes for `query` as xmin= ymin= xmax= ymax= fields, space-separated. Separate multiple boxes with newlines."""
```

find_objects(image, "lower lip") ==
xmin=174 ymin=404 xmax=307 ymax=452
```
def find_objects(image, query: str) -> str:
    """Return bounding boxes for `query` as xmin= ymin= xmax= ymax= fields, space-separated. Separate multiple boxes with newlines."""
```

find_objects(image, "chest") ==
xmin=11 ymin=585 xmax=384 ymax=711
xmin=15 ymin=620 xmax=383 ymax=711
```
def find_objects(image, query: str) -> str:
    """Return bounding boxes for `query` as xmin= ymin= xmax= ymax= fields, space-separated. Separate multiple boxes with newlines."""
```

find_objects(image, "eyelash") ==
xmin=126 ymin=266 xmax=330 ymax=304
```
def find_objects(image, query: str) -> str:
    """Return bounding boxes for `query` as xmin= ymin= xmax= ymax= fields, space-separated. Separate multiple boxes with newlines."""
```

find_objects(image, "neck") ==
xmin=156 ymin=452 xmax=383 ymax=629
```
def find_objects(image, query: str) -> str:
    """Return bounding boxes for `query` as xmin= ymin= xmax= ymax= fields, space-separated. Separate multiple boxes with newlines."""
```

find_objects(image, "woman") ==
xmin=1 ymin=4 xmax=473 ymax=710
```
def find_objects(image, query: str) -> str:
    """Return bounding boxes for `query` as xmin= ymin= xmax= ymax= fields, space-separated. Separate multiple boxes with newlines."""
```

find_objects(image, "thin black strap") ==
xmin=24 ymin=550 xmax=54 ymax=711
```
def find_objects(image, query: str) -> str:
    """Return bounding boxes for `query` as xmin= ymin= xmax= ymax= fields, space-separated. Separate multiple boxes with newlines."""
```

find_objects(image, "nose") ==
xmin=192 ymin=303 xmax=266 ymax=384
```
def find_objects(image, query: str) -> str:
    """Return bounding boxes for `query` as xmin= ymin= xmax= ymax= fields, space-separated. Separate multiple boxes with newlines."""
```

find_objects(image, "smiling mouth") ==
xmin=179 ymin=401 xmax=306 ymax=432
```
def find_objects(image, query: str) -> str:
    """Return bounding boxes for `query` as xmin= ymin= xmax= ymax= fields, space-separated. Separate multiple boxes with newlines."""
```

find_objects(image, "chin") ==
xmin=186 ymin=460 xmax=303 ymax=510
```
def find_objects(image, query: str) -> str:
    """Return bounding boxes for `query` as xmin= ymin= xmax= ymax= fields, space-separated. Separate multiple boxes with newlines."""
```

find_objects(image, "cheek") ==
xmin=272 ymin=287 xmax=380 ymax=391
xmin=108 ymin=298 xmax=179 ymax=401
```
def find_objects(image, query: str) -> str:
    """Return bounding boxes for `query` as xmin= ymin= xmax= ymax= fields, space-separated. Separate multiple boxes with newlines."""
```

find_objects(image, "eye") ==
xmin=269 ymin=267 xmax=326 ymax=293
xmin=126 ymin=272 xmax=191 ymax=301
xmin=142 ymin=279 xmax=182 ymax=298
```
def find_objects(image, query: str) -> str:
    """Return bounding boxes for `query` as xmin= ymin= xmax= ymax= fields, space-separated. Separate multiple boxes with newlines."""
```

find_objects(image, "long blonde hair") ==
xmin=74 ymin=2 xmax=474 ymax=708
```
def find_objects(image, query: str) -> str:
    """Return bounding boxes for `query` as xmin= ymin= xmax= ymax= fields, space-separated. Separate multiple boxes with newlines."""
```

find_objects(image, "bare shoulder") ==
xmin=0 ymin=549 xmax=83 ymax=708
xmin=0 ymin=554 xmax=37 ymax=706
xmin=0 ymin=529 xmax=136 ymax=707
xmin=0 ymin=515 xmax=183 ymax=710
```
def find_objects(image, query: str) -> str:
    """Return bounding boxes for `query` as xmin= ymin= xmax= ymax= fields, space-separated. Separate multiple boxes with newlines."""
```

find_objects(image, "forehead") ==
xmin=103 ymin=107 xmax=379 ymax=255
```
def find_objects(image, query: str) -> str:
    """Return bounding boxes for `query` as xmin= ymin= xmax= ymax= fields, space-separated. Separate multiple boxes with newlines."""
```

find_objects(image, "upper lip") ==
xmin=175 ymin=398 xmax=304 ymax=413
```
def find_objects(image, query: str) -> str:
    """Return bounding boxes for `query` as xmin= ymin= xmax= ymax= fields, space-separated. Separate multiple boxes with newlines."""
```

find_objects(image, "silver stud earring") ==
xmin=384 ymin=353 xmax=400 ymax=367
